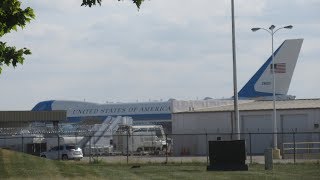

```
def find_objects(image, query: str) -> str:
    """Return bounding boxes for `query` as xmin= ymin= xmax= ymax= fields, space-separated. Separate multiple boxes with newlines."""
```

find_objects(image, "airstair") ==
xmin=79 ymin=116 xmax=132 ymax=155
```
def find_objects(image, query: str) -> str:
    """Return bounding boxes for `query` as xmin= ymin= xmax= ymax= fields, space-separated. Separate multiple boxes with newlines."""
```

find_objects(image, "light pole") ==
xmin=231 ymin=0 xmax=240 ymax=140
xmin=251 ymin=25 xmax=293 ymax=153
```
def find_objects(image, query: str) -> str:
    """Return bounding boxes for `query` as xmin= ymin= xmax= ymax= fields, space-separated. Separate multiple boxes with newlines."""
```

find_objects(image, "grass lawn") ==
xmin=1 ymin=149 xmax=319 ymax=180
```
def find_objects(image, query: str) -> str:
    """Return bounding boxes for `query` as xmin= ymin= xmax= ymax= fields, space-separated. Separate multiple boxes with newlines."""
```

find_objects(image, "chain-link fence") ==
xmin=1 ymin=127 xmax=320 ymax=164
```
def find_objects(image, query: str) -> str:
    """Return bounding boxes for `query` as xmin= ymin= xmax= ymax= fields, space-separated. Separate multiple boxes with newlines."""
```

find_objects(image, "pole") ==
xmin=126 ymin=131 xmax=129 ymax=164
xmin=205 ymin=132 xmax=208 ymax=165
xmin=165 ymin=134 xmax=168 ymax=164
xmin=251 ymin=25 xmax=293 ymax=158
xmin=21 ymin=136 xmax=24 ymax=153
xmin=249 ymin=133 xmax=252 ymax=164
xmin=57 ymin=134 xmax=60 ymax=160
xmin=231 ymin=0 xmax=240 ymax=140
xmin=271 ymin=31 xmax=277 ymax=149
xmin=293 ymin=132 xmax=296 ymax=164
xmin=89 ymin=135 xmax=92 ymax=163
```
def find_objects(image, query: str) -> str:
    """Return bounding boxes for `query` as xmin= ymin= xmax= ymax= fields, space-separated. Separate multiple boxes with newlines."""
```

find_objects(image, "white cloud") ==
xmin=0 ymin=0 xmax=319 ymax=110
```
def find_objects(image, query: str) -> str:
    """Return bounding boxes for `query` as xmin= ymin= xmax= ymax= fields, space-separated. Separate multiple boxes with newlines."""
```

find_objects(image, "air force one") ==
xmin=32 ymin=39 xmax=304 ymax=124
xmin=238 ymin=38 xmax=303 ymax=100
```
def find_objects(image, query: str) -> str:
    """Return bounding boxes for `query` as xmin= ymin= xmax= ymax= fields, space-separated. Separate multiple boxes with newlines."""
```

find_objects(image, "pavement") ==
xmin=81 ymin=155 xmax=319 ymax=164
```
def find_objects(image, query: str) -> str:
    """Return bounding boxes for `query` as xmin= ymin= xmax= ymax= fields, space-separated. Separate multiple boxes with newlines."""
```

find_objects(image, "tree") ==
xmin=0 ymin=0 xmax=35 ymax=74
xmin=81 ymin=0 xmax=145 ymax=9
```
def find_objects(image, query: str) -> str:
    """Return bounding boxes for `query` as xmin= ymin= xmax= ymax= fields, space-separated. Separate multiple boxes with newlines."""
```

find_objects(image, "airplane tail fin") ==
xmin=238 ymin=39 xmax=303 ymax=100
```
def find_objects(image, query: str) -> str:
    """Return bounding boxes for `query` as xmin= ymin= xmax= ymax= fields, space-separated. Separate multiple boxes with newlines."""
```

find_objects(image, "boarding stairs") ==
xmin=79 ymin=116 xmax=132 ymax=155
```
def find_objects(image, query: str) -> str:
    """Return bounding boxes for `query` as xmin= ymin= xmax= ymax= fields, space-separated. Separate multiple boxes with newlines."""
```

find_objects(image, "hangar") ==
xmin=0 ymin=111 xmax=66 ymax=128
xmin=172 ymin=99 xmax=320 ymax=156
xmin=0 ymin=111 xmax=66 ymax=155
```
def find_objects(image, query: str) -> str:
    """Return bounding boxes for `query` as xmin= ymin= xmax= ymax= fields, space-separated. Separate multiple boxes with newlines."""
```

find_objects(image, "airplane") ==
xmin=32 ymin=39 xmax=304 ymax=125
xmin=238 ymin=38 xmax=303 ymax=100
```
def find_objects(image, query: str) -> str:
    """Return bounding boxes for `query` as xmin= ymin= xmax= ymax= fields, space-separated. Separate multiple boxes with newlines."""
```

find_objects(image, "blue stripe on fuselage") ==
xmin=67 ymin=113 xmax=172 ymax=123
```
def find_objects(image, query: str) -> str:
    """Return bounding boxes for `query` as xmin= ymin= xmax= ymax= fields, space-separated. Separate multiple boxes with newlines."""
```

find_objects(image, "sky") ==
xmin=1 ymin=0 xmax=319 ymax=110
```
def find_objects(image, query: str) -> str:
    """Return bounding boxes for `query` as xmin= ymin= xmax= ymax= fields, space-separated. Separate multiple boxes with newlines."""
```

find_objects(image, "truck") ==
xmin=112 ymin=125 xmax=170 ymax=155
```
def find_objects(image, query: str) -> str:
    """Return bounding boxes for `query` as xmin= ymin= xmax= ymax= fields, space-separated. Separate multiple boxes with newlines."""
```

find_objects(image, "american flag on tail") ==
xmin=270 ymin=63 xmax=286 ymax=73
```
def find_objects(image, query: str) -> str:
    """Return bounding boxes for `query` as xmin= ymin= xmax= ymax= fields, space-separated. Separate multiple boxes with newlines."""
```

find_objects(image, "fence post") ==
xmin=126 ymin=131 xmax=129 ymax=164
xmin=40 ymin=138 xmax=42 ymax=154
xmin=165 ymin=133 xmax=168 ymax=164
xmin=293 ymin=132 xmax=296 ymax=164
xmin=57 ymin=134 xmax=60 ymax=160
xmin=75 ymin=132 xmax=77 ymax=145
xmin=21 ymin=136 xmax=24 ymax=153
xmin=89 ymin=135 xmax=92 ymax=163
xmin=131 ymin=133 xmax=134 ymax=156
xmin=264 ymin=148 xmax=273 ymax=170
xmin=4 ymin=136 xmax=6 ymax=148
xmin=152 ymin=133 xmax=154 ymax=155
xmin=249 ymin=133 xmax=252 ymax=164
xmin=206 ymin=131 xmax=209 ymax=166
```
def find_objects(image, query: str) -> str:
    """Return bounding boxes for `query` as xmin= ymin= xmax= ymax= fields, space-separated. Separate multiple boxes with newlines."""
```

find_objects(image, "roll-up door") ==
xmin=280 ymin=114 xmax=310 ymax=153
xmin=241 ymin=115 xmax=272 ymax=154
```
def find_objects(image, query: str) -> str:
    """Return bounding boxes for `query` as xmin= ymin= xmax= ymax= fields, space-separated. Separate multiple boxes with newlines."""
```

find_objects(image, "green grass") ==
xmin=0 ymin=149 xmax=319 ymax=180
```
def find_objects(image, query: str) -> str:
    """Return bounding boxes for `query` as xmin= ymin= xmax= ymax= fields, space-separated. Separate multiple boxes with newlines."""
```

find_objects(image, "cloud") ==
xmin=0 ymin=0 xmax=319 ymax=110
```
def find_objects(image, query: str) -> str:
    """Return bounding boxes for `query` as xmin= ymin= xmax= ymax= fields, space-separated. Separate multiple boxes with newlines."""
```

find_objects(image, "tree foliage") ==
xmin=0 ymin=0 xmax=35 ymax=73
xmin=81 ymin=0 xmax=145 ymax=9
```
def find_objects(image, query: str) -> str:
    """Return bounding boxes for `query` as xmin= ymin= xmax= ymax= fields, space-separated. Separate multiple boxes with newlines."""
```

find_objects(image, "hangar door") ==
xmin=280 ymin=114 xmax=310 ymax=153
xmin=241 ymin=115 xmax=272 ymax=154
xmin=281 ymin=114 xmax=308 ymax=132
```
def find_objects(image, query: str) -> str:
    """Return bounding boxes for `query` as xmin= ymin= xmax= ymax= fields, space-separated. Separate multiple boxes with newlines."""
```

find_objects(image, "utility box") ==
xmin=207 ymin=140 xmax=248 ymax=171
xmin=264 ymin=148 xmax=273 ymax=170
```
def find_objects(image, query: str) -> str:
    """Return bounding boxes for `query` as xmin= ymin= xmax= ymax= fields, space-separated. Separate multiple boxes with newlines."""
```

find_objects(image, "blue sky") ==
xmin=1 ymin=0 xmax=319 ymax=110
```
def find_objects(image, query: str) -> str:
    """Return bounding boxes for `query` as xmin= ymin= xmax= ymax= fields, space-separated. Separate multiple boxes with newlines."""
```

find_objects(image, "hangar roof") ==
xmin=179 ymin=99 xmax=320 ymax=113
xmin=0 ymin=111 xmax=66 ymax=122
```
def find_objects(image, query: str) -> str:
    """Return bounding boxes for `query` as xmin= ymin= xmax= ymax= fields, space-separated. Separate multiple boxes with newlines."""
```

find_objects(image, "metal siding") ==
xmin=281 ymin=114 xmax=308 ymax=132
xmin=173 ymin=112 xmax=231 ymax=134
xmin=280 ymin=114 xmax=311 ymax=154
xmin=191 ymin=99 xmax=320 ymax=113
xmin=172 ymin=112 xmax=231 ymax=155
xmin=173 ymin=108 xmax=319 ymax=156
xmin=0 ymin=111 xmax=66 ymax=123
xmin=241 ymin=115 xmax=272 ymax=133
xmin=241 ymin=115 xmax=273 ymax=154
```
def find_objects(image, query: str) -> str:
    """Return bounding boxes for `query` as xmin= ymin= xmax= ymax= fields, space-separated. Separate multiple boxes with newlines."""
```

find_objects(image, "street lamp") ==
xmin=251 ymin=25 xmax=293 ymax=156
xmin=231 ymin=0 xmax=240 ymax=140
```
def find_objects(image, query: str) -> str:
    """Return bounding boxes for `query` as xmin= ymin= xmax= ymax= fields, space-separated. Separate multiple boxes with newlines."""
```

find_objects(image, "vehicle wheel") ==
xmin=62 ymin=155 xmax=68 ymax=160
xmin=155 ymin=148 xmax=161 ymax=155
xmin=162 ymin=146 xmax=167 ymax=152
xmin=137 ymin=148 xmax=143 ymax=153
xmin=41 ymin=155 xmax=46 ymax=158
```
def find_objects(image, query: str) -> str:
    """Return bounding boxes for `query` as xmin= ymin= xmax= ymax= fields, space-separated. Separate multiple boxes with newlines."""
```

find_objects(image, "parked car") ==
xmin=40 ymin=144 xmax=83 ymax=160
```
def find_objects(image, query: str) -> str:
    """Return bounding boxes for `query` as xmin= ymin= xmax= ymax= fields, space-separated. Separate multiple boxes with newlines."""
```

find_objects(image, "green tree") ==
xmin=81 ymin=0 xmax=145 ymax=9
xmin=0 ymin=0 xmax=35 ymax=74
